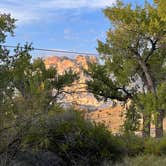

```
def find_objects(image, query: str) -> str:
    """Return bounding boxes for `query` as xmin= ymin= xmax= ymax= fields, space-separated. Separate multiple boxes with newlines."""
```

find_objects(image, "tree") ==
xmin=122 ymin=102 xmax=141 ymax=135
xmin=0 ymin=43 xmax=79 ymax=136
xmin=0 ymin=14 xmax=16 ymax=134
xmin=10 ymin=44 xmax=78 ymax=114
xmin=0 ymin=14 xmax=15 ymax=102
xmin=86 ymin=1 xmax=166 ymax=137
xmin=154 ymin=0 xmax=166 ymax=21
xmin=0 ymin=13 xmax=79 ymax=159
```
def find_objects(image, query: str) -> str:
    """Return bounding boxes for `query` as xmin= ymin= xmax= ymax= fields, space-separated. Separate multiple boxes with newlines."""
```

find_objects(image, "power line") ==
xmin=0 ymin=45 xmax=99 ymax=56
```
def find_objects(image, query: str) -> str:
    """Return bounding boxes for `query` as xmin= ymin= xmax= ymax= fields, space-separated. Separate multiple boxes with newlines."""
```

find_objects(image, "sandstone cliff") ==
xmin=44 ymin=55 xmax=126 ymax=133
xmin=44 ymin=55 xmax=108 ymax=111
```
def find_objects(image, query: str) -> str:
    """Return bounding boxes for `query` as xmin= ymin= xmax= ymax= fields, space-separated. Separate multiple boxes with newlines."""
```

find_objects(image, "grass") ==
xmin=103 ymin=155 xmax=166 ymax=166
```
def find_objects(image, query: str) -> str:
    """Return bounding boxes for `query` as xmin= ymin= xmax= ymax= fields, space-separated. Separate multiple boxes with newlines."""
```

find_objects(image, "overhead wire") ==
xmin=0 ymin=45 xmax=99 ymax=56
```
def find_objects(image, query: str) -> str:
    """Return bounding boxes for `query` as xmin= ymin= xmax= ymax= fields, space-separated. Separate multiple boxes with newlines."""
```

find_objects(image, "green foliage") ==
xmin=136 ymin=83 xmax=166 ymax=124
xmin=20 ymin=110 xmax=166 ymax=164
xmin=144 ymin=137 xmax=166 ymax=155
xmin=137 ymin=92 xmax=157 ymax=114
xmin=118 ymin=134 xmax=145 ymax=156
xmin=157 ymin=137 xmax=166 ymax=155
xmin=0 ymin=50 xmax=78 ymax=160
xmin=0 ymin=13 xmax=79 ymax=161
xmin=0 ymin=13 xmax=16 ymax=42
xmin=0 ymin=13 xmax=15 ymax=104
xmin=115 ymin=155 xmax=166 ymax=166
xmin=98 ymin=0 xmax=166 ymax=94
xmin=0 ymin=14 xmax=16 ymax=147
xmin=86 ymin=63 xmax=126 ymax=101
xmin=122 ymin=103 xmax=141 ymax=134
xmin=156 ymin=83 xmax=166 ymax=111
xmin=144 ymin=138 xmax=158 ymax=155
xmin=154 ymin=0 xmax=166 ymax=21
xmin=1 ymin=4 xmax=166 ymax=165
xmin=21 ymin=110 xmax=125 ymax=165
xmin=87 ymin=0 xmax=166 ymax=137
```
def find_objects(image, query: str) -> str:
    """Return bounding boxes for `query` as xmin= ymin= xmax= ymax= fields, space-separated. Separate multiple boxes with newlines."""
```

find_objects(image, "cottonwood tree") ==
xmin=86 ymin=1 xmax=166 ymax=138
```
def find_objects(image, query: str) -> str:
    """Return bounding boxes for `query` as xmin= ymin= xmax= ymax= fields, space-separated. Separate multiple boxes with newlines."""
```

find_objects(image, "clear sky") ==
xmin=1 ymin=0 xmax=152 ymax=57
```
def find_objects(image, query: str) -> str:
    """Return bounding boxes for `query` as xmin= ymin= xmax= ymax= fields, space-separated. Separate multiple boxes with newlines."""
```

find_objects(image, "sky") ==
xmin=1 ymin=0 xmax=152 ymax=58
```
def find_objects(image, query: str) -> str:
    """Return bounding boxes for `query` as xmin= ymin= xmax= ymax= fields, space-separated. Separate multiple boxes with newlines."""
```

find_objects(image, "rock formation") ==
xmin=44 ymin=55 xmax=108 ymax=111
xmin=44 ymin=55 xmax=125 ymax=132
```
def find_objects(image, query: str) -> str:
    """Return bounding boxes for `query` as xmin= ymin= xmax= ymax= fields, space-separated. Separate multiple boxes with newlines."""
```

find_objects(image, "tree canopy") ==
xmin=87 ymin=0 xmax=166 ymax=137
xmin=0 ymin=13 xmax=79 ymax=160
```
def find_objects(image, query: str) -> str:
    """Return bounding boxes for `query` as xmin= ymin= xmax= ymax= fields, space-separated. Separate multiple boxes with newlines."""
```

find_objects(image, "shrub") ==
xmin=156 ymin=137 xmax=166 ymax=155
xmin=117 ymin=134 xmax=144 ymax=156
xmin=144 ymin=138 xmax=158 ymax=155
xmin=4 ymin=108 xmax=166 ymax=165
xmin=116 ymin=155 xmax=166 ymax=166
xmin=21 ymin=109 xmax=125 ymax=165
xmin=144 ymin=137 xmax=166 ymax=155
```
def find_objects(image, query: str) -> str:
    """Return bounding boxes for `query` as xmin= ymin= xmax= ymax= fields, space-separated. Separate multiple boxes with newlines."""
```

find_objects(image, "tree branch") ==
xmin=144 ymin=38 xmax=158 ymax=63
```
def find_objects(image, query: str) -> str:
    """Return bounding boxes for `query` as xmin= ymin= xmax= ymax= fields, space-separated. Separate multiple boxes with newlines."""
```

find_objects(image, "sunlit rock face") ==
xmin=44 ymin=56 xmax=61 ymax=69
xmin=44 ymin=55 xmax=97 ymax=72
xmin=44 ymin=55 xmax=106 ymax=111
xmin=44 ymin=55 xmax=123 ymax=132
xmin=85 ymin=104 xmax=124 ymax=133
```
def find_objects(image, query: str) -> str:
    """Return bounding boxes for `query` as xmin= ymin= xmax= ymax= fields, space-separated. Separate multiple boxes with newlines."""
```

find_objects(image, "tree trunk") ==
xmin=137 ymin=59 xmax=155 ymax=94
xmin=155 ymin=109 xmax=164 ymax=138
xmin=137 ymin=59 xmax=155 ymax=137
xmin=137 ymin=58 xmax=165 ymax=138
xmin=142 ymin=113 xmax=151 ymax=138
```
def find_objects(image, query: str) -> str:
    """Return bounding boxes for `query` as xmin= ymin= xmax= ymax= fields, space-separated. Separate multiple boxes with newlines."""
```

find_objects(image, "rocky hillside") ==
xmin=44 ymin=55 xmax=125 ymax=133
xmin=44 ymin=55 xmax=111 ymax=111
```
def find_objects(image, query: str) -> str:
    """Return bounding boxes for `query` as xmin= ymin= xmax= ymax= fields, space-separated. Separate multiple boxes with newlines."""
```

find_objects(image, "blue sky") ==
xmin=1 ymin=0 xmax=152 ymax=57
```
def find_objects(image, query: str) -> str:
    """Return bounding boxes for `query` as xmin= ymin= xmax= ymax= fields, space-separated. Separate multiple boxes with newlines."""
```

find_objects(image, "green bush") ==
xmin=115 ymin=155 xmax=166 ymax=166
xmin=3 ymin=108 xmax=166 ymax=165
xmin=21 ymin=110 xmax=125 ymax=165
xmin=144 ymin=138 xmax=158 ymax=155
xmin=144 ymin=137 xmax=166 ymax=155
xmin=117 ymin=134 xmax=144 ymax=156
xmin=157 ymin=137 xmax=166 ymax=155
